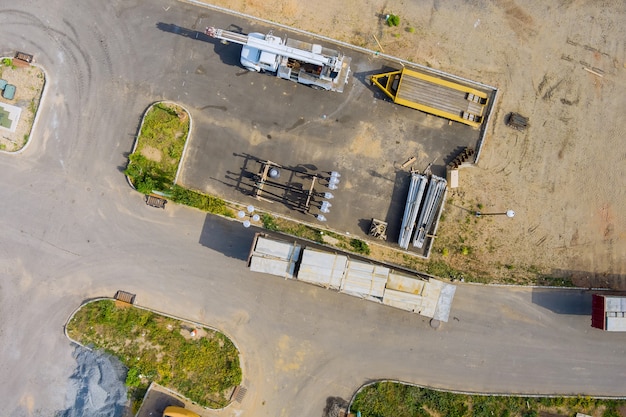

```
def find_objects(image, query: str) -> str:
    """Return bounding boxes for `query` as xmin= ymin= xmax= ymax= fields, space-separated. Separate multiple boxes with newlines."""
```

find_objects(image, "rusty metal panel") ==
xmin=591 ymin=294 xmax=606 ymax=330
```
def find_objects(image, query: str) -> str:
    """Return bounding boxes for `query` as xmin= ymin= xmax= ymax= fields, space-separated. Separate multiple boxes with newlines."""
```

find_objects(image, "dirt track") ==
xmin=198 ymin=0 xmax=626 ymax=288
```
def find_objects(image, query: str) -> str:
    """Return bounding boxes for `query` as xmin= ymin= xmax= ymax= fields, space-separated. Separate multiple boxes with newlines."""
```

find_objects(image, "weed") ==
xmin=349 ymin=238 xmax=370 ymax=255
xmin=386 ymin=14 xmax=400 ymax=26
xmin=125 ymin=102 xmax=189 ymax=194
xmin=2 ymin=58 xmax=15 ymax=69
xmin=441 ymin=247 xmax=449 ymax=257
xmin=426 ymin=260 xmax=460 ymax=279
xmin=67 ymin=300 xmax=241 ymax=408
xmin=261 ymin=213 xmax=279 ymax=231
xmin=170 ymin=185 xmax=233 ymax=216
xmin=536 ymin=275 xmax=575 ymax=287
xmin=351 ymin=382 xmax=626 ymax=417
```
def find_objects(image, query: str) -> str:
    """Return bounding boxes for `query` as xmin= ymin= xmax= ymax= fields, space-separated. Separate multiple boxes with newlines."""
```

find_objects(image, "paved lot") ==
xmin=163 ymin=12 xmax=487 ymax=248
xmin=1 ymin=1 xmax=625 ymax=417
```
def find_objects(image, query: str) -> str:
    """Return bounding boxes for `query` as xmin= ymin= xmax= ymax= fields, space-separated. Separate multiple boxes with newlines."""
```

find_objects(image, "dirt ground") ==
xmin=0 ymin=60 xmax=44 ymax=152
xmin=197 ymin=0 xmax=626 ymax=289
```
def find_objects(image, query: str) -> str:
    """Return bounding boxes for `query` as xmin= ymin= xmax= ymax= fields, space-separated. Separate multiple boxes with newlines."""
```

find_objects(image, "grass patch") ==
xmin=426 ymin=260 xmax=466 ymax=280
xmin=2 ymin=57 xmax=15 ymax=69
xmin=350 ymin=238 xmax=371 ymax=255
xmin=536 ymin=275 xmax=575 ymax=287
xmin=386 ymin=14 xmax=400 ymax=26
xmin=170 ymin=185 xmax=234 ymax=217
xmin=261 ymin=213 xmax=280 ymax=231
xmin=125 ymin=102 xmax=189 ymax=194
xmin=66 ymin=300 xmax=242 ymax=409
xmin=351 ymin=381 xmax=626 ymax=417
xmin=125 ymin=103 xmax=234 ymax=217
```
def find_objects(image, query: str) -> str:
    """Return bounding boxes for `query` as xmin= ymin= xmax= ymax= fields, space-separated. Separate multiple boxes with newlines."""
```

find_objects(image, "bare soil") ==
xmin=199 ymin=0 xmax=626 ymax=289
xmin=0 ymin=60 xmax=44 ymax=152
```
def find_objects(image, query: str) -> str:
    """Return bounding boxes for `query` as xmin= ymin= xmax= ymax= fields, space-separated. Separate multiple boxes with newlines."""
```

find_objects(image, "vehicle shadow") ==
xmin=155 ymin=22 xmax=242 ymax=68
xmin=352 ymin=65 xmax=397 ymax=89
xmin=198 ymin=213 xmax=258 ymax=261
xmin=531 ymin=288 xmax=591 ymax=315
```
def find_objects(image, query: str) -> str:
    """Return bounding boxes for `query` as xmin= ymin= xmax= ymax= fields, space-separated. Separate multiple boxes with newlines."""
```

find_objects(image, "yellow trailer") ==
xmin=370 ymin=68 xmax=489 ymax=128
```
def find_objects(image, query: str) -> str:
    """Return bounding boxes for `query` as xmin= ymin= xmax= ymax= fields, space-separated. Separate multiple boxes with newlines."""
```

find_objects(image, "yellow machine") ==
xmin=370 ymin=68 xmax=489 ymax=128
xmin=162 ymin=406 xmax=200 ymax=417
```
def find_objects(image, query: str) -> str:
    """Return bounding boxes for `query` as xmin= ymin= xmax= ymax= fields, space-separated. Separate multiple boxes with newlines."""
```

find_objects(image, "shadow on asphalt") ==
xmin=353 ymin=65 xmax=397 ymax=89
xmin=531 ymin=288 xmax=592 ymax=315
xmin=199 ymin=214 xmax=257 ymax=260
xmin=136 ymin=387 xmax=185 ymax=417
xmin=156 ymin=22 xmax=241 ymax=68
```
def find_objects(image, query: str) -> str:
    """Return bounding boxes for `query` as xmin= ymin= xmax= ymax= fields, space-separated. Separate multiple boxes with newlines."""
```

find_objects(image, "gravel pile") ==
xmin=56 ymin=347 xmax=128 ymax=417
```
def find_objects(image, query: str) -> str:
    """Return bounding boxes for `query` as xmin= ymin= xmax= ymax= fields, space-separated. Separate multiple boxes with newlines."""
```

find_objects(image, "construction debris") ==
xmin=506 ymin=112 xmax=529 ymax=131
xmin=369 ymin=218 xmax=388 ymax=240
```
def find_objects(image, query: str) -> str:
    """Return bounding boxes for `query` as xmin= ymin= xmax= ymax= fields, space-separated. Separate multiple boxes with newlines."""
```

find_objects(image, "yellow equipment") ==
xmin=370 ymin=68 xmax=488 ymax=128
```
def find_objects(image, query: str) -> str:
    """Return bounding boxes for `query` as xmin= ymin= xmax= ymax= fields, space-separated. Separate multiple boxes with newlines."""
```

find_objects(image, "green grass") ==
xmin=2 ymin=57 xmax=15 ymax=69
xmin=386 ymin=14 xmax=400 ymax=26
xmin=351 ymin=382 xmax=626 ymax=417
xmin=261 ymin=213 xmax=280 ymax=231
xmin=350 ymin=238 xmax=371 ymax=255
xmin=125 ymin=103 xmax=236 ymax=217
xmin=66 ymin=300 xmax=242 ymax=409
xmin=125 ymin=103 xmax=189 ymax=194
xmin=170 ymin=185 xmax=234 ymax=217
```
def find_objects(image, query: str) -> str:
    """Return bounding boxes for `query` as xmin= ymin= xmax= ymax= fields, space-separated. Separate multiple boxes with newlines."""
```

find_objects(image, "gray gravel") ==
xmin=55 ymin=347 xmax=128 ymax=417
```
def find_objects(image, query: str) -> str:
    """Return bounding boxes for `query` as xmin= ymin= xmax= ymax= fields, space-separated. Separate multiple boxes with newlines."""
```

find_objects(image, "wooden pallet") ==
xmin=114 ymin=290 xmax=136 ymax=305
xmin=15 ymin=51 xmax=33 ymax=63
xmin=146 ymin=195 xmax=167 ymax=209
xmin=369 ymin=218 xmax=388 ymax=240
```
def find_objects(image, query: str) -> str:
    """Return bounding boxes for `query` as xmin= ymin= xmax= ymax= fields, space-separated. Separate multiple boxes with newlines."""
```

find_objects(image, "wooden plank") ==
xmin=401 ymin=156 xmax=417 ymax=169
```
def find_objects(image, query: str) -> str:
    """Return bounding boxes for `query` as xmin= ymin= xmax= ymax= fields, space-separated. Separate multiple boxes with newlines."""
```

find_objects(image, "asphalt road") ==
xmin=148 ymin=5 xmax=484 ymax=250
xmin=0 ymin=1 xmax=625 ymax=417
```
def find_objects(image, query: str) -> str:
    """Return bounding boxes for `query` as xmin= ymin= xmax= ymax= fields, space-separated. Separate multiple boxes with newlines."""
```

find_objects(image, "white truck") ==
xmin=205 ymin=26 xmax=352 ymax=92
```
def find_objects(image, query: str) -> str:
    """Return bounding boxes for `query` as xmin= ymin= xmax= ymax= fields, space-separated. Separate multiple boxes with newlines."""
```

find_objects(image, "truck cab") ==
xmin=240 ymin=33 xmax=280 ymax=72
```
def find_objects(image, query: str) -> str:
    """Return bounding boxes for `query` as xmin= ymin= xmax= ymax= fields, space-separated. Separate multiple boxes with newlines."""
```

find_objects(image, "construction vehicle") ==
xmin=205 ymin=26 xmax=352 ymax=92
xmin=371 ymin=68 xmax=489 ymax=128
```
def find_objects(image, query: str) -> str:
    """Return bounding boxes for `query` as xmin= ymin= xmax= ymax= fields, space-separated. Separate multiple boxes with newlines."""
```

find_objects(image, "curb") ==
xmin=179 ymin=0 xmax=498 ymax=165
xmin=0 ymin=58 xmax=47 ymax=155
xmin=125 ymin=101 xmax=192 ymax=191
xmin=347 ymin=379 xmax=626 ymax=414
xmin=64 ymin=297 xmax=244 ymax=412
